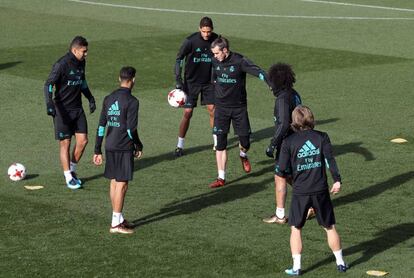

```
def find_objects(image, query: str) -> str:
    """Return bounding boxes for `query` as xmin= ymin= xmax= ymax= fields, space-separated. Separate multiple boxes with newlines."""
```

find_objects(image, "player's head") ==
xmin=199 ymin=17 xmax=214 ymax=40
xmin=119 ymin=66 xmax=136 ymax=89
xmin=211 ymin=36 xmax=229 ymax=62
xmin=291 ymin=105 xmax=315 ymax=131
xmin=268 ymin=63 xmax=296 ymax=90
xmin=70 ymin=36 xmax=88 ymax=61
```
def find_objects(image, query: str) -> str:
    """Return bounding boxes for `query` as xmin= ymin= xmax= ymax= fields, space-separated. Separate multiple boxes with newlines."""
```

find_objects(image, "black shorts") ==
xmin=54 ymin=108 xmax=87 ymax=140
xmin=104 ymin=151 xmax=134 ymax=182
xmin=213 ymin=106 xmax=251 ymax=136
xmin=182 ymin=83 xmax=215 ymax=108
xmin=288 ymin=191 xmax=336 ymax=228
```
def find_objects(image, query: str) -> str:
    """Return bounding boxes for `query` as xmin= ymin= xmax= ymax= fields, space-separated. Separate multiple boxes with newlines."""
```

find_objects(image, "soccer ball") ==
xmin=8 ymin=163 xmax=26 ymax=181
xmin=168 ymin=89 xmax=187 ymax=108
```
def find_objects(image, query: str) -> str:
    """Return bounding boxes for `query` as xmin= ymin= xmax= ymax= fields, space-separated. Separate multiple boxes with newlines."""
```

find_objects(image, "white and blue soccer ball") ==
xmin=8 ymin=163 xmax=26 ymax=181
xmin=168 ymin=89 xmax=186 ymax=108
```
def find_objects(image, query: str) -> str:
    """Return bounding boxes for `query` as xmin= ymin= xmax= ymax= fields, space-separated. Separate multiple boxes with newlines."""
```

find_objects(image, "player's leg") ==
xmin=263 ymin=174 xmax=288 ymax=224
xmin=313 ymin=192 xmax=347 ymax=272
xmin=109 ymin=180 xmax=133 ymax=234
xmin=209 ymin=106 xmax=229 ymax=188
xmin=175 ymin=84 xmax=198 ymax=157
xmin=233 ymin=107 xmax=251 ymax=173
xmin=70 ymin=109 xmax=88 ymax=184
xmin=287 ymin=226 xmax=303 ymax=275
xmin=201 ymin=84 xmax=216 ymax=150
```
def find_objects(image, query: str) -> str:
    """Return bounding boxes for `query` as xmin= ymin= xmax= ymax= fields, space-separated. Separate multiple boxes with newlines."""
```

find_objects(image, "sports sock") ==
xmin=239 ymin=150 xmax=247 ymax=158
xmin=63 ymin=170 xmax=73 ymax=183
xmin=213 ymin=134 xmax=217 ymax=147
xmin=276 ymin=207 xmax=285 ymax=219
xmin=292 ymin=254 xmax=301 ymax=271
xmin=119 ymin=213 xmax=125 ymax=224
xmin=177 ymin=137 xmax=185 ymax=149
xmin=218 ymin=170 xmax=225 ymax=180
xmin=70 ymin=162 xmax=77 ymax=173
xmin=333 ymin=249 xmax=345 ymax=266
xmin=112 ymin=212 xmax=121 ymax=227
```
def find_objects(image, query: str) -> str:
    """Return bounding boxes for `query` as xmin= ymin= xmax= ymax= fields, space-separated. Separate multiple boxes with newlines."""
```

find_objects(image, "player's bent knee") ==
xmin=216 ymin=134 xmax=228 ymax=150
xmin=239 ymin=135 xmax=250 ymax=152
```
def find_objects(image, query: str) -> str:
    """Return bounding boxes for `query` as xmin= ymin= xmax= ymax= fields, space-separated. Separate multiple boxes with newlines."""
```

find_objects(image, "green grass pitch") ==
xmin=0 ymin=0 xmax=413 ymax=277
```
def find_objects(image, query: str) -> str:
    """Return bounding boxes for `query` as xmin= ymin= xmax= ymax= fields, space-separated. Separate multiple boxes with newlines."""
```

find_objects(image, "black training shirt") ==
xmin=271 ymin=88 xmax=302 ymax=148
xmin=44 ymin=51 xmax=93 ymax=110
xmin=94 ymin=87 xmax=142 ymax=154
xmin=276 ymin=129 xmax=341 ymax=195
xmin=212 ymin=52 xmax=272 ymax=107
xmin=175 ymin=32 xmax=218 ymax=85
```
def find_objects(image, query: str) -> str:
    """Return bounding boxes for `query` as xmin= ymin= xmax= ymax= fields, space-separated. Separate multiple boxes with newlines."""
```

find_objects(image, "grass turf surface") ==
xmin=0 ymin=0 xmax=413 ymax=277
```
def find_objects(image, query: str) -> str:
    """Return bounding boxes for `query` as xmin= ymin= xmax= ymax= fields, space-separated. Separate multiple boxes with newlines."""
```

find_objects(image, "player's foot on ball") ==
xmin=66 ymin=178 xmax=82 ymax=190
xmin=109 ymin=222 xmax=134 ymax=234
xmin=337 ymin=264 xmax=348 ymax=273
xmin=174 ymin=147 xmax=184 ymax=157
xmin=209 ymin=178 xmax=225 ymax=188
xmin=262 ymin=214 xmax=287 ymax=224
xmin=71 ymin=171 xmax=82 ymax=185
xmin=285 ymin=268 xmax=302 ymax=276
xmin=240 ymin=156 xmax=251 ymax=173
xmin=306 ymin=207 xmax=316 ymax=220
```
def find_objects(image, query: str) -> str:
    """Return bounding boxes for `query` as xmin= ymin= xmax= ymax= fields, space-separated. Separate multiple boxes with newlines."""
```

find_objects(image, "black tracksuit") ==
xmin=276 ymin=129 xmax=341 ymax=195
xmin=175 ymin=32 xmax=218 ymax=86
xmin=44 ymin=51 xmax=94 ymax=110
xmin=94 ymin=87 xmax=142 ymax=154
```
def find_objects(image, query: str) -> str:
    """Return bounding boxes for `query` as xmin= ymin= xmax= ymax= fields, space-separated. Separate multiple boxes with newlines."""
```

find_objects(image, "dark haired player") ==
xmin=276 ymin=106 xmax=347 ymax=276
xmin=174 ymin=16 xmax=219 ymax=157
xmin=209 ymin=36 xmax=274 ymax=188
xmin=93 ymin=66 xmax=143 ymax=234
xmin=262 ymin=63 xmax=302 ymax=224
xmin=44 ymin=36 xmax=96 ymax=189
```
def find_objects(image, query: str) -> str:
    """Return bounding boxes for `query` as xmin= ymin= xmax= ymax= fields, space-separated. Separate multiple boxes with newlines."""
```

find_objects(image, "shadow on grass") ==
xmin=334 ymin=171 xmax=414 ymax=208
xmin=24 ymin=174 xmax=39 ymax=180
xmin=333 ymin=142 xmax=374 ymax=161
xmin=302 ymin=222 xmax=414 ymax=274
xmin=0 ymin=61 xmax=22 ymax=71
xmin=131 ymin=176 xmax=274 ymax=228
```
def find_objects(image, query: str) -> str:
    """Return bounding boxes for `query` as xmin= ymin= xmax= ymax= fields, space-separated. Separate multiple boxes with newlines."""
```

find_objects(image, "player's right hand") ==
xmin=175 ymin=81 xmax=183 ymax=90
xmin=134 ymin=150 xmax=142 ymax=159
xmin=46 ymin=102 xmax=56 ymax=117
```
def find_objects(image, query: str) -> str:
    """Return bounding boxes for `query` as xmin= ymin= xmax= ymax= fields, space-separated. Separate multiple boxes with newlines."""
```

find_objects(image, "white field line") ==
xmin=301 ymin=0 xmax=414 ymax=13
xmin=67 ymin=0 xmax=414 ymax=21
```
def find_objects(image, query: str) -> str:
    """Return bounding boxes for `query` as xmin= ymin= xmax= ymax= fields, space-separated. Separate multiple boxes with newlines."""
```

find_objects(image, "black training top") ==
xmin=271 ymin=88 xmax=302 ymax=148
xmin=175 ymin=32 xmax=218 ymax=85
xmin=94 ymin=87 xmax=143 ymax=154
xmin=276 ymin=129 xmax=341 ymax=195
xmin=211 ymin=52 xmax=272 ymax=107
xmin=44 ymin=51 xmax=93 ymax=110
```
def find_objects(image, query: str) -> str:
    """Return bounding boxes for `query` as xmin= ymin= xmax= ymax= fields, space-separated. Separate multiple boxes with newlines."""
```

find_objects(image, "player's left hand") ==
xmin=265 ymin=144 xmax=276 ymax=158
xmin=93 ymin=154 xmax=103 ymax=165
xmin=134 ymin=150 xmax=142 ymax=159
xmin=89 ymin=100 xmax=96 ymax=114
xmin=330 ymin=181 xmax=341 ymax=195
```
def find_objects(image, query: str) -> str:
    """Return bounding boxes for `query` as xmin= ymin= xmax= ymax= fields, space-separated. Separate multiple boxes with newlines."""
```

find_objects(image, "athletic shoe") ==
xmin=285 ymin=268 xmax=302 ymax=276
xmin=262 ymin=214 xmax=287 ymax=224
xmin=337 ymin=264 xmax=348 ymax=273
xmin=174 ymin=147 xmax=184 ymax=157
xmin=109 ymin=222 xmax=134 ymax=234
xmin=71 ymin=171 xmax=82 ymax=185
xmin=240 ymin=156 xmax=251 ymax=173
xmin=66 ymin=178 xmax=82 ymax=190
xmin=209 ymin=178 xmax=225 ymax=188
xmin=306 ymin=207 xmax=316 ymax=220
xmin=122 ymin=219 xmax=133 ymax=228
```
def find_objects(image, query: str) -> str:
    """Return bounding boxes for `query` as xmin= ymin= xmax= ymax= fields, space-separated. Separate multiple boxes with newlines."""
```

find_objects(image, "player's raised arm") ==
xmin=240 ymin=58 xmax=273 ymax=90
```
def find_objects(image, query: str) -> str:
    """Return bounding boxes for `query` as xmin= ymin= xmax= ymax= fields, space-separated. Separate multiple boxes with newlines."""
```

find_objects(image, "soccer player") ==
xmin=276 ymin=106 xmax=347 ymax=276
xmin=262 ymin=63 xmax=302 ymax=224
xmin=44 ymin=36 xmax=96 ymax=190
xmin=174 ymin=16 xmax=219 ymax=157
xmin=208 ymin=36 xmax=274 ymax=188
xmin=93 ymin=66 xmax=143 ymax=234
